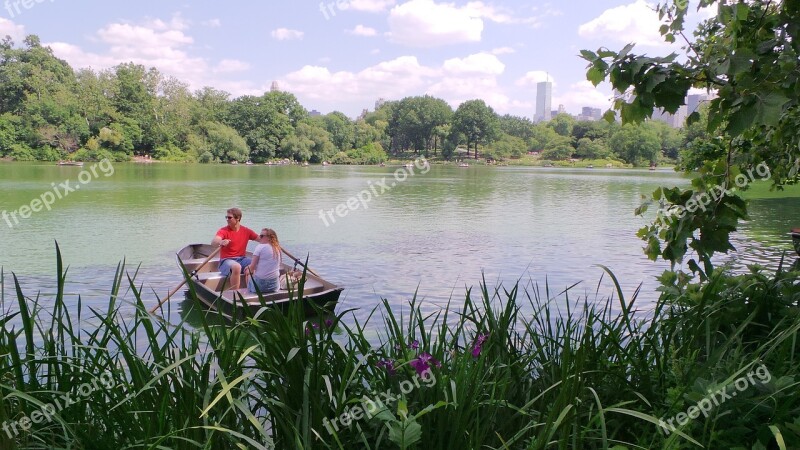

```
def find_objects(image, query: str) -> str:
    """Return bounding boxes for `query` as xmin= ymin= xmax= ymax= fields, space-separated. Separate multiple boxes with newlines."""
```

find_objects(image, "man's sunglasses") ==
xmin=225 ymin=216 xmax=235 ymax=219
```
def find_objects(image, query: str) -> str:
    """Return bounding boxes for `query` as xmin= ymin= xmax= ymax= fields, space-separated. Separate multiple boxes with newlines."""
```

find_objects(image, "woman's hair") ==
xmin=261 ymin=228 xmax=281 ymax=260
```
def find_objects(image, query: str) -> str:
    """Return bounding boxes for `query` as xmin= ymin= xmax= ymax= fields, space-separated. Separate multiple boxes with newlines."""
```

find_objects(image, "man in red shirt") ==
xmin=212 ymin=207 xmax=259 ymax=291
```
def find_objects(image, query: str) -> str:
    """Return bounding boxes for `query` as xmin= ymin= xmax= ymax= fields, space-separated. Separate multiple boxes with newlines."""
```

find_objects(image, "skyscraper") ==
xmin=535 ymin=81 xmax=552 ymax=122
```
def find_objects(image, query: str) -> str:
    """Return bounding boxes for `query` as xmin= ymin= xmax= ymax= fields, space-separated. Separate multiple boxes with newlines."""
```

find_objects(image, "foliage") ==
xmin=346 ymin=142 xmax=387 ymax=164
xmin=322 ymin=111 xmax=355 ymax=152
xmin=547 ymin=113 xmax=575 ymax=137
xmin=608 ymin=123 xmax=661 ymax=166
xmin=450 ymin=99 xmax=499 ymax=159
xmin=284 ymin=122 xmax=337 ymax=163
xmin=582 ymin=0 xmax=800 ymax=276
xmin=387 ymin=96 xmax=452 ymax=156
xmin=2 ymin=248 xmax=799 ymax=449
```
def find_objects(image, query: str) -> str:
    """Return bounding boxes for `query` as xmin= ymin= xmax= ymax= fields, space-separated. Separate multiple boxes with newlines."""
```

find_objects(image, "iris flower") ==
xmin=472 ymin=333 xmax=489 ymax=358
xmin=409 ymin=352 xmax=441 ymax=375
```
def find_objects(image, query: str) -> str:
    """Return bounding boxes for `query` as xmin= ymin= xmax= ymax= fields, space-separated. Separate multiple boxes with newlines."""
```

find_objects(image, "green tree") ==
xmin=110 ymin=62 xmax=160 ymax=151
xmin=322 ymin=111 xmax=355 ymax=152
xmin=450 ymin=99 xmax=499 ymax=159
xmin=285 ymin=122 xmax=336 ymax=163
xmin=387 ymin=95 xmax=452 ymax=155
xmin=548 ymin=113 xmax=575 ymax=137
xmin=227 ymin=91 xmax=306 ymax=161
xmin=608 ymin=124 xmax=660 ymax=166
xmin=200 ymin=121 xmax=249 ymax=163
xmin=583 ymin=0 xmax=800 ymax=276
xmin=575 ymin=137 xmax=610 ymax=159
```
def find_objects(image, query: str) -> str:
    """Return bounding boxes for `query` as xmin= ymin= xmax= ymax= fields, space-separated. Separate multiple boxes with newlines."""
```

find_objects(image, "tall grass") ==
xmin=1 ymin=246 xmax=798 ymax=449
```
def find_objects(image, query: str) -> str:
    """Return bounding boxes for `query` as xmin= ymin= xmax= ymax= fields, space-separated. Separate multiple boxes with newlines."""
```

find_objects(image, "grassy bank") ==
xmin=1 ymin=248 xmax=799 ymax=449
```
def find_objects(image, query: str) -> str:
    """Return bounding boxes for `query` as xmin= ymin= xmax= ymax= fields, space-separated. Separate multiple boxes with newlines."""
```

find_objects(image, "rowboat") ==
xmin=57 ymin=161 xmax=84 ymax=166
xmin=792 ymin=229 xmax=800 ymax=257
xmin=177 ymin=243 xmax=343 ymax=318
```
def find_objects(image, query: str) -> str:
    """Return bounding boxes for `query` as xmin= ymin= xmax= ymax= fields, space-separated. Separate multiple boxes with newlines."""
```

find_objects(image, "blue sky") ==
xmin=0 ymin=0 xmax=714 ymax=118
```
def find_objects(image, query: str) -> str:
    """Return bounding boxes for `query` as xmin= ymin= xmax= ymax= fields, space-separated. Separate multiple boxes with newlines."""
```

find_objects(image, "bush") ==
xmin=8 ymin=143 xmax=36 ymax=161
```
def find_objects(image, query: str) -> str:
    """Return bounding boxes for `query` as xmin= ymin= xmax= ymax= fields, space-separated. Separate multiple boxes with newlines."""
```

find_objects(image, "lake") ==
xmin=1 ymin=161 xmax=797 ymax=330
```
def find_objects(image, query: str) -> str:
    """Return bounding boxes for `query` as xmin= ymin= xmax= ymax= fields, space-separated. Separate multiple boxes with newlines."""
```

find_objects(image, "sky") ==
xmin=0 ymin=0 xmax=715 ymax=119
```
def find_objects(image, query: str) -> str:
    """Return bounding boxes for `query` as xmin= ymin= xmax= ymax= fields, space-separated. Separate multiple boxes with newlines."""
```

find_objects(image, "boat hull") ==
xmin=177 ymin=243 xmax=343 ymax=318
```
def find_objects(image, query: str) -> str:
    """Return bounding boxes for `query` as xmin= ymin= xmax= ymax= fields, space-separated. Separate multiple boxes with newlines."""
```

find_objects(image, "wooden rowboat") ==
xmin=177 ymin=243 xmax=343 ymax=318
xmin=57 ymin=160 xmax=84 ymax=166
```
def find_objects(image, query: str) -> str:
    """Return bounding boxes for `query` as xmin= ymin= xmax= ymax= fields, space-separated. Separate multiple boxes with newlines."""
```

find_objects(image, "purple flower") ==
xmin=376 ymin=359 xmax=397 ymax=376
xmin=325 ymin=319 xmax=333 ymax=328
xmin=410 ymin=340 xmax=419 ymax=350
xmin=471 ymin=333 xmax=489 ymax=358
xmin=409 ymin=352 xmax=441 ymax=375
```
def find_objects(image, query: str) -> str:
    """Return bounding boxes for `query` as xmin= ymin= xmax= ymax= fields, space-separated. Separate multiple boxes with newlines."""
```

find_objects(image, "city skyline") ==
xmin=0 ymin=1 xmax=716 ymax=119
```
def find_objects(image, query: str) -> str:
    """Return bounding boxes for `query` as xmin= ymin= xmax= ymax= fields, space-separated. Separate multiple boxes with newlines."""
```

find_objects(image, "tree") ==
xmin=608 ymin=124 xmax=660 ymax=166
xmin=575 ymin=137 xmax=610 ymax=159
xmin=450 ymin=99 xmax=499 ymax=159
xmin=226 ymin=91 xmax=306 ymax=160
xmin=200 ymin=121 xmax=249 ymax=163
xmin=284 ymin=122 xmax=336 ymax=162
xmin=498 ymin=114 xmax=535 ymax=142
xmin=548 ymin=113 xmax=575 ymax=137
xmin=582 ymin=0 xmax=800 ymax=276
xmin=322 ymin=111 xmax=354 ymax=151
xmin=387 ymin=95 xmax=452 ymax=155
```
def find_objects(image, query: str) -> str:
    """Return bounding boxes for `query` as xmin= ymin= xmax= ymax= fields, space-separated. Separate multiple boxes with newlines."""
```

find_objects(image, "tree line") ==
xmin=1 ymin=34 xmax=694 ymax=166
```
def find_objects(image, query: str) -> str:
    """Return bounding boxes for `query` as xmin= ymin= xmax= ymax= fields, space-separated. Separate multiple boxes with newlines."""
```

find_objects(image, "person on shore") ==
xmin=212 ymin=208 xmax=258 ymax=290
xmin=245 ymin=228 xmax=283 ymax=294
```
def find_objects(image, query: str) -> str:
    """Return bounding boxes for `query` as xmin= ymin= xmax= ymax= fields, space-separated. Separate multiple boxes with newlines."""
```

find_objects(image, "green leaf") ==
xmin=754 ymin=92 xmax=790 ymax=127
xmin=587 ymin=67 xmax=606 ymax=85
xmin=726 ymin=104 xmax=756 ymax=136
xmin=579 ymin=49 xmax=597 ymax=61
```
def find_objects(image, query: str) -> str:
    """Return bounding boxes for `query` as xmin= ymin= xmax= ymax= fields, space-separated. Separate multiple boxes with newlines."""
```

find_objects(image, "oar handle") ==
xmin=281 ymin=248 xmax=320 ymax=277
xmin=149 ymin=246 xmax=221 ymax=314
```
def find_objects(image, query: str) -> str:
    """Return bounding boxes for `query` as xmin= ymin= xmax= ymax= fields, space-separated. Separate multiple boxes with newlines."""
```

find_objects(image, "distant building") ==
xmin=535 ymin=81 xmax=552 ymax=122
xmin=686 ymin=93 xmax=714 ymax=114
xmin=652 ymin=105 xmax=687 ymax=128
xmin=309 ymin=109 xmax=322 ymax=117
xmin=578 ymin=107 xmax=602 ymax=121
xmin=270 ymin=81 xmax=280 ymax=92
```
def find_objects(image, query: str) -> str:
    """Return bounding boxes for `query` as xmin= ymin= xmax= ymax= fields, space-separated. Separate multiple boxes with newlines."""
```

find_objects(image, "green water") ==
xmin=0 ymin=162 xmax=797 ymax=326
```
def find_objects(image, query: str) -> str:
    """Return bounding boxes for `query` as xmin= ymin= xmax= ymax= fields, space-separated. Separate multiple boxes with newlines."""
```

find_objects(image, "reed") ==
xmin=0 ymin=247 xmax=798 ymax=449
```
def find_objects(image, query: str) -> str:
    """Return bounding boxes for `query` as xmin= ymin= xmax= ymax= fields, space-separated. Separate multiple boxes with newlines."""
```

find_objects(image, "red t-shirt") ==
xmin=216 ymin=226 xmax=258 ymax=259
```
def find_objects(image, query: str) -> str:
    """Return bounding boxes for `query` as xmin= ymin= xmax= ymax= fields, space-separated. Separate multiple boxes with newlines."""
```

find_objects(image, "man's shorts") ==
xmin=219 ymin=256 xmax=252 ymax=277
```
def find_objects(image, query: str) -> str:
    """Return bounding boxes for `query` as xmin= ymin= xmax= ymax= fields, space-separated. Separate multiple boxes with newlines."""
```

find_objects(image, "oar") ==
xmin=149 ymin=246 xmax=221 ymax=313
xmin=281 ymin=248 xmax=320 ymax=277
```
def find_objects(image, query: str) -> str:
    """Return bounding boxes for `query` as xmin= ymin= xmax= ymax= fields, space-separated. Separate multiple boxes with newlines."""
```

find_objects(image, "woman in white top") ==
xmin=245 ymin=228 xmax=282 ymax=293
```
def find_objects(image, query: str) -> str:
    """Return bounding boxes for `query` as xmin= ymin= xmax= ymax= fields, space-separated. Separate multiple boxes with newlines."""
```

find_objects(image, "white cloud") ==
xmin=202 ymin=19 xmax=222 ymax=28
xmin=46 ymin=17 xmax=262 ymax=99
xmin=214 ymin=59 xmax=250 ymax=74
xmin=463 ymin=2 xmax=541 ymax=26
xmin=0 ymin=17 xmax=25 ymax=42
xmin=340 ymin=0 xmax=397 ymax=12
xmin=491 ymin=46 xmax=515 ymax=55
xmin=282 ymin=56 xmax=436 ymax=104
xmin=271 ymin=28 xmax=304 ymax=41
xmin=443 ymin=53 xmax=504 ymax=76
xmin=387 ymin=0 xmax=483 ymax=47
xmin=347 ymin=25 xmax=378 ymax=36
xmin=553 ymin=80 xmax=612 ymax=113
xmin=578 ymin=0 xmax=666 ymax=47
xmin=515 ymin=71 xmax=555 ymax=86
xmin=144 ymin=15 xmax=190 ymax=32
